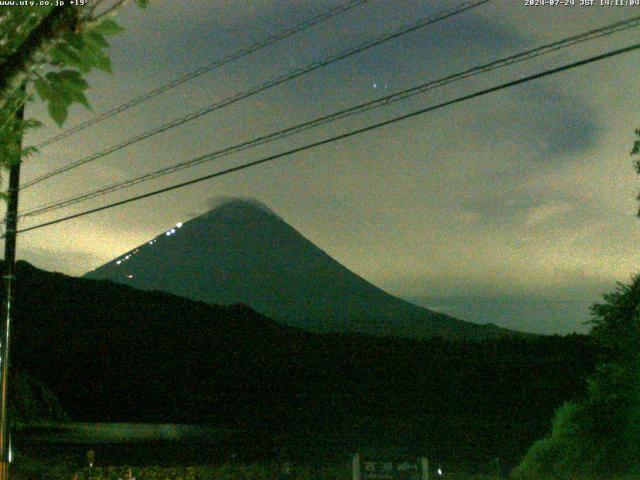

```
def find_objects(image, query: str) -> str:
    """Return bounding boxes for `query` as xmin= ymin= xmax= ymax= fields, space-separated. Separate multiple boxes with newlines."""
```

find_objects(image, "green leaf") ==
xmin=34 ymin=79 xmax=53 ymax=102
xmin=69 ymin=90 xmax=91 ymax=110
xmin=75 ymin=57 xmax=93 ymax=73
xmin=92 ymin=52 xmax=113 ymax=73
xmin=136 ymin=0 xmax=150 ymax=8
xmin=58 ymin=70 xmax=89 ymax=90
xmin=76 ymin=41 xmax=113 ymax=73
xmin=44 ymin=73 xmax=74 ymax=104
xmin=21 ymin=145 xmax=39 ymax=159
xmin=75 ymin=48 xmax=99 ymax=73
xmin=91 ymin=19 xmax=125 ymax=36
xmin=85 ymin=32 xmax=109 ymax=49
xmin=50 ymin=43 xmax=82 ymax=68
xmin=48 ymin=100 xmax=68 ymax=126
xmin=48 ymin=52 xmax=64 ymax=66
xmin=44 ymin=71 xmax=60 ymax=82
xmin=63 ymin=31 xmax=85 ymax=51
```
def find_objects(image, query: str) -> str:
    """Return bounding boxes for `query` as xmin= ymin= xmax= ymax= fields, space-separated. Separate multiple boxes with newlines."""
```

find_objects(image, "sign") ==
xmin=353 ymin=454 xmax=428 ymax=480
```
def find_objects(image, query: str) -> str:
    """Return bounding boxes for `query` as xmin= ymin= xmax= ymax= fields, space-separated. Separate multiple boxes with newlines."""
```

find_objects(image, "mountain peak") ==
xmin=205 ymin=196 xmax=277 ymax=217
xmin=85 ymin=198 xmax=525 ymax=339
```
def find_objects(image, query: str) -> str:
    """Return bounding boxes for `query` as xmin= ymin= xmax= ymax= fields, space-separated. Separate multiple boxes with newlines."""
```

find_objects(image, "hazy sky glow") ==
xmin=9 ymin=0 xmax=640 ymax=334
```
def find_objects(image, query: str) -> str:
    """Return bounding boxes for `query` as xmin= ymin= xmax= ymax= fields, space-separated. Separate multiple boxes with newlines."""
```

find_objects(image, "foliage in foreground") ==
xmin=9 ymin=371 xmax=68 ymax=428
xmin=0 ymin=2 xmax=150 ymax=190
xmin=511 ymin=276 xmax=640 ymax=479
xmin=12 ymin=462 xmax=515 ymax=480
xmin=12 ymin=463 xmax=353 ymax=480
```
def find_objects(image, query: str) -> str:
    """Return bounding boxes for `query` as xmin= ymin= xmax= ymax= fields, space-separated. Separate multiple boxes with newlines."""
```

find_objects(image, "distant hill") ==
xmin=8 ymin=261 xmax=594 ymax=468
xmin=84 ymin=198 xmax=523 ymax=340
xmin=405 ymin=296 xmax=595 ymax=335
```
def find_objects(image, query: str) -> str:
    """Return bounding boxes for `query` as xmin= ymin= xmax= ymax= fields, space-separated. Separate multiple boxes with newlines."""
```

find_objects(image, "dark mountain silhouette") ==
xmin=8 ymin=261 xmax=593 ymax=469
xmin=84 ymin=198 xmax=523 ymax=340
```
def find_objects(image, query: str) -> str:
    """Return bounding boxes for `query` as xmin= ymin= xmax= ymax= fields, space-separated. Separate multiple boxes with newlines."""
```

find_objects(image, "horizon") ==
xmin=7 ymin=0 xmax=640 ymax=335
xmin=76 ymin=196 xmax=601 ymax=335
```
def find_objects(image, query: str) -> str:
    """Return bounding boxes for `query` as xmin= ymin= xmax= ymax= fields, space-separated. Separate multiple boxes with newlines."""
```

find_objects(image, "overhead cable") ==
xmin=21 ymin=0 xmax=491 ymax=189
xmin=32 ymin=0 xmax=371 ymax=150
xmin=19 ymin=14 xmax=640 ymax=219
xmin=13 ymin=40 xmax=640 ymax=236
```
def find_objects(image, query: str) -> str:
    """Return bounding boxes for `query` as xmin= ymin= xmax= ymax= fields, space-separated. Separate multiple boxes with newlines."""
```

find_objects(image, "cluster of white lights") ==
xmin=115 ymin=248 xmax=140 ymax=266
xmin=116 ymin=221 xmax=184 ymax=265
xmin=164 ymin=221 xmax=183 ymax=237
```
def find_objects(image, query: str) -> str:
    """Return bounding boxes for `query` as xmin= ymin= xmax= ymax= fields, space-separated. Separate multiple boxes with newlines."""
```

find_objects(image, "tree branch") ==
xmin=92 ymin=0 xmax=129 ymax=20
xmin=86 ymin=0 xmax=107 ymax=20
xmin=0 ymin=87 xmax=34 ymax=133
xmin=0 ymin=6 xmax=79 ymax=100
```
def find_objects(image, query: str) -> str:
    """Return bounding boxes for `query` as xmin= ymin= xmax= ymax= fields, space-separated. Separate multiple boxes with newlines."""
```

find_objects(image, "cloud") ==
xmin=512 ymin=86 xmax=601 ymax=160
xmin=205 ymin=195 xmax=276 ymax=215
xmin=18 ymin=246 xmax=104 ymax=276
xmin=468 ymin=83 xmax=601 ymax=171
xmin=17 ymin=0 xmax=635 ymax=337
xmin=524 ymin=200 xmax=574 ymax=227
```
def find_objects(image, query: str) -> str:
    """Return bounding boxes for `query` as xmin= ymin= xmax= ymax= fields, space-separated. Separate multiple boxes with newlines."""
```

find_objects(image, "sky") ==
xmin=7 ymin=0 xmax=640 ymax=334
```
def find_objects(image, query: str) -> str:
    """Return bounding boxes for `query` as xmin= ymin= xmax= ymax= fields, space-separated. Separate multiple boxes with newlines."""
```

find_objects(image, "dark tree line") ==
xmin=4 ymin=261 xmax=595 ymax=473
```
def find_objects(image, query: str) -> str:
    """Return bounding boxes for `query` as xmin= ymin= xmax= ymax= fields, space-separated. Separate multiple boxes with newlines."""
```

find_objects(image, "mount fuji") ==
xmin=85 ymin=198 xmax=524 ymax=339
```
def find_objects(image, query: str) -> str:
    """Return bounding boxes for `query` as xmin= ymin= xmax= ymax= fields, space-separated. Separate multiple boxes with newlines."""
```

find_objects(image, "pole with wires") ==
xmin=0 ymin=87 xmax=25 ymax=480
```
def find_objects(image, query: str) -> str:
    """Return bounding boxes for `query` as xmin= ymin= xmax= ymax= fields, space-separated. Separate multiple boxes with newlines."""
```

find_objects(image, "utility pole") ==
xmin=0 ymin=90 xmax=25 ymax=480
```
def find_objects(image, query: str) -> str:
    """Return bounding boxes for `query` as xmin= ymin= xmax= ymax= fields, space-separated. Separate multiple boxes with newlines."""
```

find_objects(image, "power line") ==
xmin=21 ymin=0 xmax=491 ymax=190
xmin=32 ymin=0 xmax=371 ymax=150
xmin=12 ymin=40 xmax=640 ymax=237
xmin=18 ymin=14 xmax=640 ymax=220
